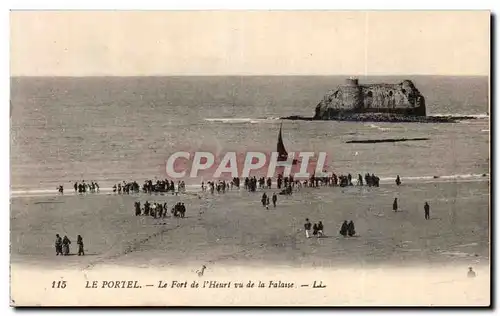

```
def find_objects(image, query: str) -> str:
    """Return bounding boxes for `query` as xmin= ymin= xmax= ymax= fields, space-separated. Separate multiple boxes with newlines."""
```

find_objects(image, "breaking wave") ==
xmin=204 ymin=117 xmax=281 ymax=124
xmin=364 ymin=123 xmax=391 ymax=131
xmin=10 ymin=173 xmax=489 ymax=198
xmin=377 ymin=173 xmax=489 ymax=183
xmin=204 ymin=114 xmax=489 ymax=124
xmin=429 ymin=113 xmax=489 ymax=119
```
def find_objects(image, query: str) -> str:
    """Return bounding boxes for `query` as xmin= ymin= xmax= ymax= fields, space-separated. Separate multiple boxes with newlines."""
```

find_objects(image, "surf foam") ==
xmin=10 ymin=173 xmax=489 ymax=198
xmin=204 ymin=117 xmax=280 ymax=124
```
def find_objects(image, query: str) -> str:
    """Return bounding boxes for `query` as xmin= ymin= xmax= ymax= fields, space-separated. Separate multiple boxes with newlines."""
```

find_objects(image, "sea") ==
xmin=10 ymin=76 xmax=490 ymax=193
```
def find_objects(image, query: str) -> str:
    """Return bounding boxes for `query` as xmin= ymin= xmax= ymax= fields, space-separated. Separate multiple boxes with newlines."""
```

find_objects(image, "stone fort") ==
xmin=314 ymin=78 xmax=426 ymax=119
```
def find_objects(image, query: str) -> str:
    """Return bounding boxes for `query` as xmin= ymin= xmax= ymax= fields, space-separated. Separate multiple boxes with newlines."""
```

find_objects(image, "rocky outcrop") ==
xmin=314 ymin=78 xmax=426 ymax=120
xmin=280 ymin=113 xmax=471 ymax=123
xmin=345 ymin=137 xmax=429 ymax=144
xmin=282 ymin=113 xmax=456 ymax=123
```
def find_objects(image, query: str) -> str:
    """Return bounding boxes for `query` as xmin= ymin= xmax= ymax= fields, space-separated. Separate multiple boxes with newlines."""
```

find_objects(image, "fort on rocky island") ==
xmin=313 ymin=78 xmax=426 ymax=120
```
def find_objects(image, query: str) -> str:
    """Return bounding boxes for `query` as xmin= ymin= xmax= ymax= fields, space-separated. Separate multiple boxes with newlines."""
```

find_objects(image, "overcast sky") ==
xmin=10 ymin=11 xmax=490 ymax=76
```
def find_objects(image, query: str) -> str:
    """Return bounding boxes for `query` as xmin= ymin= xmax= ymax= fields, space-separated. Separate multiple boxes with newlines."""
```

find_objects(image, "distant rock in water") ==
xmin=346 ymin=137 xmax=430 ymax=144
xmin=280 ymin=78 xmax=484 ymax=123
xmin=314 ymin=78 xmax=426 ymax=120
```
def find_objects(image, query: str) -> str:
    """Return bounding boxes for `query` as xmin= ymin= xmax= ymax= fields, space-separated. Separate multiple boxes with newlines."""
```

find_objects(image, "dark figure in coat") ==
xmin=317 ymin=221 xmax=324 ymax=237
xmin=62 ymin=235 xmax=71 ymax=256
xmin=339 ymin=221 xmax=348 ymax=237
xmin=55 ymin=234 xmax=63 ymax=256
xmin=135 ymin=201 xmax=141 ymax=216
xmin=424 ymin=202 xmax=430 ymax=220
xmin=347 ymin=221 xmax=356 ymax=237
xmin=77 ymin=235 xmax=85 ymax=256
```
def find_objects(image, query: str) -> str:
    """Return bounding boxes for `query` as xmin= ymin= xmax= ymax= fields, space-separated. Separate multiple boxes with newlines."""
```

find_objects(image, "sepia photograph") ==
xmin=9 ymin=10 xmax=490 ymax=306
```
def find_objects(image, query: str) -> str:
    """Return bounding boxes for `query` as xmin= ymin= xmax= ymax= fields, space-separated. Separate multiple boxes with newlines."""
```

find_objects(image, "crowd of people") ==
xmin=51 ymin=171 xmax=440 ymax=261
xmin=59 ymin=170 xmax=390 ymax=198
xmin=241 ymin=171 xmax=383 ymax=194
xmin=71 ymin=181 xmax=100 ymax=194
xmin=304 ymin=218 xmax=325 ymax=238
xmin=133 ymin=201 xmax=187 ymax=218
xmin=58 ymin=179 xmax=189 ymax=195
xmin=303 ymin=218 xmax=355 ymax=239
xmin=260 ymin=192 xmax=278 ymax=209
xmin=54 ymin=234 xmax=85 ymax=256
xmin=113 ymin=179 xmax=186 ymax=194
xmin=201 ymin=180 xmax=234 ymax=194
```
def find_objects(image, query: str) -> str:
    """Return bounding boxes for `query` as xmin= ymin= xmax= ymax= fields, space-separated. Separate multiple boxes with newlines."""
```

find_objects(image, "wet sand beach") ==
xmin=11 ymin=179 xmax=489 ymax=267
xmin=10 ymin=179 xmax=490 ymax=305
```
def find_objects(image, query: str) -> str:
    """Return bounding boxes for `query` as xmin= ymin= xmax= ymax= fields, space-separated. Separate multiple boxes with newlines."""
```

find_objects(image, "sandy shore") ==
xmin=10 ymin=179 xmax=490 ymax=306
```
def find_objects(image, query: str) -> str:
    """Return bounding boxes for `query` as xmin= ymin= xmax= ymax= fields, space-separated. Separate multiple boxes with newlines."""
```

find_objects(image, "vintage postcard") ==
xmin=10 ymin=10 xmax=490 ymax=306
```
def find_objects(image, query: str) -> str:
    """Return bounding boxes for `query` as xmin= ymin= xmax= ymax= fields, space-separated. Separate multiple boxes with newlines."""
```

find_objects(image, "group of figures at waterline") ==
xmin=53 ymin=122 xmax=383 ymax=195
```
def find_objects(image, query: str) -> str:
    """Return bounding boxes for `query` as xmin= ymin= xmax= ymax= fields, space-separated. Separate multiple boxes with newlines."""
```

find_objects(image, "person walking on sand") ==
xmin=317 ymin=221 xmax=324 ymax=237
xmin=347 ymin=220 xmax=356 ymax=237
xmin=55 ymin=234 xmax=63 ymax=256
xmin=393 ymin=198 xmax=398 ymax=212
xmin=77 ymin=235 xmax=85 ymax=256
xmin=304 ymin=218 xmax=312 ymax=238
xmin=62 ymin=235 xmax=71 ymax=256
xmin=272 ymin=193 xmax=277 ymax=208
xmin=312 ymin=223 xmax=319 ymax=237
xmin=339 ymin=221 xmax=348 ymax=237
xmin=424 ymin=202 xmax=430 ymax=220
